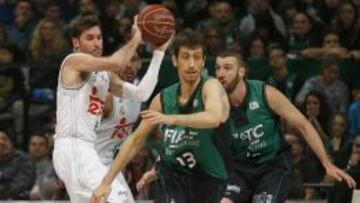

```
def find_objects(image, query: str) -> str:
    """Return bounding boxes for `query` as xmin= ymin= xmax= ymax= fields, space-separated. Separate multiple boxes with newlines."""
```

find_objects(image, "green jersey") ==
xmin=159 ymin=76 xmax=229 ymax=180
xmin=230 ymin=80 xmax=286 ymax=165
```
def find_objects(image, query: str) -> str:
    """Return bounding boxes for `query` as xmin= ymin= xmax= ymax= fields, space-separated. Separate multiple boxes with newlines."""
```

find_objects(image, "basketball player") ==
xmin=94 ymin=48 xmax=170 ymax=201
xmin=214 ymin=51 xmax=356 ymax=203
xmin=52 ymin=14 xmax=168 ymax=203
xmin=92 ymin=29 xmax=231 ymax=203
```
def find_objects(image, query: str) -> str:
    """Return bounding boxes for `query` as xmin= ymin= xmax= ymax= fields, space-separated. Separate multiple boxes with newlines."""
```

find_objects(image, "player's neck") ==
xmin=179 ymin=77 xmax=201 ymax=100
xmin=229 ymin=79 xmax=246 ymax=107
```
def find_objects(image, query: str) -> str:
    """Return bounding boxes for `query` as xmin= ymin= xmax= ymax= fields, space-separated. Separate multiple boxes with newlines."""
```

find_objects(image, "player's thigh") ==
xmin=253 ymin=154 xmax=293 ymax=203
xmin=222 ymin=172 xmax=253 ymax=203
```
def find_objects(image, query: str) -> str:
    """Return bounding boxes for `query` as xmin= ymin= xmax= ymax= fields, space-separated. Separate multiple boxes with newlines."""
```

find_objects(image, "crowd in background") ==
xmin=0 ymin=0 xmax=360 ymax=201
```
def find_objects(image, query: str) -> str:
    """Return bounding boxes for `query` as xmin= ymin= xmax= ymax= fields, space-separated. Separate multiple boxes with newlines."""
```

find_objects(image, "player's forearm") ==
xmin=101 ymin=134 xmax=145 ymax=185
xmin=122 ymin=50 xmax=164 ymax=101
xmin=299 ymin=120 xmax=332 ymax=166
xmin=111 ymin=35 xmax=141 ymax=71
xmin=172 ymin=111 xmax=221 ymax=128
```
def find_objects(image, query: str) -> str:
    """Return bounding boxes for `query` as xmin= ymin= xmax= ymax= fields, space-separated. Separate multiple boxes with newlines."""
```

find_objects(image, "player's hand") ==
xmin=155 ymin=32 xmax=175 ymax=52
xmin=131 ymin=15 xmax=143 ymax=44
xmin=136 ymin=168 xmax=157 ymax=192
xmin=140 ymin=110 xmax=175 ymax=125
xmin=91 ymin=183 xmax=111 ymax=203
xmin=323 ymin=161 xmax=357 ymax=188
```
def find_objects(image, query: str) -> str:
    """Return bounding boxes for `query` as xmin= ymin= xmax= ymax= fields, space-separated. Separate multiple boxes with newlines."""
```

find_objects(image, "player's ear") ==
xmin=238 ymin=66 xmax=246 ymax=78
xmin=172 ymin=54 xmax=178 ymax=68
xmin=202 ymin=55 xmax=206 ymax=67
xmin=72 ymin=37 xmax=80 ymax=50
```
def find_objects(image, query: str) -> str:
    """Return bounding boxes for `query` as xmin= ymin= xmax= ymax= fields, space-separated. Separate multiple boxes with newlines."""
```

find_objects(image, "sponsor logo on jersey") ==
xmin=249 ymin=101 xmax=260 ymax=110
xmin=233 ymin=124 xmax=264 ymax=141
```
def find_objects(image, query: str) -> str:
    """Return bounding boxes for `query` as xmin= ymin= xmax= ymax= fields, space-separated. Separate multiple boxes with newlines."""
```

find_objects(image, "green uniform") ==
xmin=223 ymin=80 xmax=292 ymax=203
xmin=230 ymin=80 xmax=285 ymax=165
xmin=160 ymin=76 xmax=229 ymax=180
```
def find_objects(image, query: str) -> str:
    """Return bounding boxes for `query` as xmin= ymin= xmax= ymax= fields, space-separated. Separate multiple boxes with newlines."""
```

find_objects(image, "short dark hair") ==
xmin=71 ymin=14 xmax=101 ymax=38
xmin=321 ymin=54 xmax=338 ymax=71
xmin=217 ymin=50 xmax=245 ymax=67
xmin=172 ymin=29 xmax=205 ymax=57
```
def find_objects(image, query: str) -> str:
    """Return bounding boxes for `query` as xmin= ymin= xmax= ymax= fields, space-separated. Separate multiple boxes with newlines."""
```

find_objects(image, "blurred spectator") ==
xmin=287 ymin=11 xmax=323 ymax=58
xmin=124 ymin=148 xmax=154 ymax=199
xmin=0 ymin=42 xmax=25 ymax=141
xmin=302 ymin=30 xmax=349 ymax=59
xmin=197 ymin=1 xmax=239 ymax=49
xmin=332 ymin=1 xmax=360 ymax=50
xmin=267 ymin=45 xmax=303 ymax=101
xmin=44 ymin=1 xmax=66 ymax=33
xmin=329 ymin=135 xmax=360 ymax=203
xmin=296 ymin=55 xmax=349 ymax=113
xmin=117 ymin=0 xmax=147 ymax=19
xmin=278 ymin=0 xmax=299 ymax=34
xmin=301 ymin=91 xmax=331 ymax=146
xmin=183 ymin=0 xmax=210 ymax=29
xmin=204 ymin=25 xmax=225 ymax=57
xmin=5 ymin=0 xmax=37 ymax=58
xmin=348 ymin=99 xmax=360 ymax=140
xmin=245 ymin=34 xmax=267 ymax=60
xmin=0 ymin=130 xmax=36 ymax=200
xmin=317 ymin=0 xmax=340 ymax=25
xmin=29 ymin=18 xmax=69 ymax=64
xmin=240 ymin=0 xmax=286 ymax=45
xmin=285 ymin=133 xmax=318 ymax=200
xmin=28 ymin=133 xmax=55 ymax=200
xmin=0 ymin=24 xmax=7 ymax=44
xmin=329 ymin=112 xmax=349 ymax=165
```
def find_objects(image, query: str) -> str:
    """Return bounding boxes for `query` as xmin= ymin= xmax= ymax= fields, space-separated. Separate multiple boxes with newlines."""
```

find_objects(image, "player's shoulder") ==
xmin=203 ymin=77 xmax=222 ymax=88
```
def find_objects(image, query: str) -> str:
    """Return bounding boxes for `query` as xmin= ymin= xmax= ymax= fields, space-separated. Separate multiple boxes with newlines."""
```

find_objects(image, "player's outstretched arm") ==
xmin=265 ymin=85 xmax=357 ymax=189
xmin=66 ymin=16 xmax=142 ymax=73
xmin=109 ymin=35 xmax=174 ymax=101
xmin=141 ymin=78 xmax=230 ymax=128
xmin=91 ymin=94 xmax=161 ymax=203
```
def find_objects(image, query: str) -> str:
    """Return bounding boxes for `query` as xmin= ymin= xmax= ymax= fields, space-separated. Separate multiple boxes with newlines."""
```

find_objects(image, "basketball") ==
xmin=137 ymin=4 xmax=175 ymax=47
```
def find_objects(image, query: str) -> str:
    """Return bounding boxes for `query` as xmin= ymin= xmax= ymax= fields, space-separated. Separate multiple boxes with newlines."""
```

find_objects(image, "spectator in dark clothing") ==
xmin=267 ymin=45 xmax=303 ymax=102
xmin=0 ymin=130 xmax=36 ymax=200
xmin=332 ymin=1 xmax=360 ymax=50
xmin=287 ymin=11 xmax=323 ymax=58
xmin=285 ymin=133 xmax=320 ymax=200
xmin=330 ymin=135 xmax=360 ymax=203
xmin=245 ymin=34 xmax=268 ymax=60
xmin=0 ymin=42 xmax=25 ymax=140
xmin=349 ymin=100 xmax=360 ymax=140
xmin=5 ymin=0 xmax=37 ymax=59
xmin=240 ymin=0 xmax=286 ymax=45
xmin=329 ymin=113 xmax=350 ymax=167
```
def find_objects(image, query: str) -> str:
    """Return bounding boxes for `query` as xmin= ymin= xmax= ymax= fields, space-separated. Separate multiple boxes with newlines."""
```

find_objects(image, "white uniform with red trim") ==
xmin=53 ymin=53 xmax=134 ymax=203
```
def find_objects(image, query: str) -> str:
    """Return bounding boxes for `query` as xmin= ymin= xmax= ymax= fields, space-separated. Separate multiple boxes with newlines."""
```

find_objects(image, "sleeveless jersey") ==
xmin=159 ymin=76 xmax=229 ymax=180
xmin=95 ymin=94 xmax=141 ymax=166
xmin=229 ymin=80 xmax=285 ymax=165
xmin=54 ymin=53 xmax=110 ymax=142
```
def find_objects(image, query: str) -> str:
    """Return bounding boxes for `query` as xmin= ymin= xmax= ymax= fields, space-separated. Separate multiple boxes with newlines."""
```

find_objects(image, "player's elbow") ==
xmin=208 ymin=116 xmax=222 ymax=128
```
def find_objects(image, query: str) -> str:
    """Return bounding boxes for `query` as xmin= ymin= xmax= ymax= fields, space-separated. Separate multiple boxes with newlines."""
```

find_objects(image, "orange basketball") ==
xmin=137 ymin=4 xmax=175 ymax=47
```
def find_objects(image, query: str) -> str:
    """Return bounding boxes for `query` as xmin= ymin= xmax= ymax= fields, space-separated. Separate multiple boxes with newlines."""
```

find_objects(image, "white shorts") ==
xmin=53 ymin=138 xmax=134 ymax=203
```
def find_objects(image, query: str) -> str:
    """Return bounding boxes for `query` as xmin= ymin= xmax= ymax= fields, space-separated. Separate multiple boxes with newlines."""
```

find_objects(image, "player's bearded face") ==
xmin=216 ymin=57 xmax=241 ymax=94
xmin=74 ymin=26 xmax=103 ymax=57
xmin=173 ymin=46 xmax=204 ymax=83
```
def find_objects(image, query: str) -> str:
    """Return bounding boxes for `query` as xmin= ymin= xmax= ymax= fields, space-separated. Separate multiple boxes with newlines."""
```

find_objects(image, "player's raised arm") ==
xmin=65 ymin=15 xmax=142 ymax=73
xmin=109 ymin=34 xmax=174 ymax=101
xmin=265 ymin=85 xmax=357 ymax=188
xmin=141 ymin=78 xmax=230 ymax=128
xmin=91 ymin=94 xmax=161 ymax=203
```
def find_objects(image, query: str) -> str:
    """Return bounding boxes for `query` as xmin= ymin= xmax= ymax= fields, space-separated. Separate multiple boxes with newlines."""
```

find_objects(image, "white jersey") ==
xmin=95 ymin=93 xmax=141 ymax=166
xmin=55 ymin=53 xmax=110 ymax=142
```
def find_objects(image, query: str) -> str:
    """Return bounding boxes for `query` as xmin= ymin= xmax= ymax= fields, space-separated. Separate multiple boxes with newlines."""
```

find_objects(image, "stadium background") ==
xmin=0 ymin=0 xmax=360 ymax=202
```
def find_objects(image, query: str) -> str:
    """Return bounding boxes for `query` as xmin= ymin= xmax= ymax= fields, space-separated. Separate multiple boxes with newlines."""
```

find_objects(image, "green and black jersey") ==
xmin=158 ymin=76 xmax=230 ymax=180
xmin=229 ymin=80 xmax=286 ymax=166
